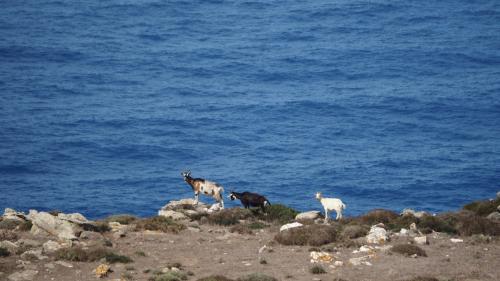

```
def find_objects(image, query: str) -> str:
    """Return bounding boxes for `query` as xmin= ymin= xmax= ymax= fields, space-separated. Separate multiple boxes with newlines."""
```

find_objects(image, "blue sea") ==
xmin=1 ymin=0 xmax=499 ymax=220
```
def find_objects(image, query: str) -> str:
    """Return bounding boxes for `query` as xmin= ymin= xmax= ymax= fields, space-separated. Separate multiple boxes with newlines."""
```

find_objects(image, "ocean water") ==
xmin=1 ymin=0 xmax=499 ymax=219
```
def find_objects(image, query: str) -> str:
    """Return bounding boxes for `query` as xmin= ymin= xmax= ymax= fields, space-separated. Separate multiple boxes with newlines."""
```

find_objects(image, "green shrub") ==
xmin=237 ymin=273 xmax=278 ymax=281
xmin=152 ymin=271 xmax=188 ymax=281
xmin=136 ymin=216 xmax=186 ymax=233
xmin=260 ymin=204 xmax=298 ymax=224
xmin=248 ymin=222 xmax=268 ymax=229
xmin=440 ymin=211 xmax=500 ymax=236
xmin=105 ymin=252 xmax=133 ymax=263
xmin=391 ymin=244 xmax=427 ymax=257
xmin=275 ymin=224 xmax=339 ymax=246
xmin=341 ymin=225 xmax=369 ymax=239
xmin=309 ymin=265 xmax=326 ymax=274
xmin=387 ymin=214 xmax=419 ymax=231
xmin=418 ymin=215 xmax=456 ymax=234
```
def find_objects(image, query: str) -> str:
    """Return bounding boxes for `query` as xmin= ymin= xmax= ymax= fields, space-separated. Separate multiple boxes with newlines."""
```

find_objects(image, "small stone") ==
xmin=0 ymin=240 xmax=19 ymax=254
xmin=414 ymin=236 xmax=429 ymax=245
xmin=44 ymin=263 xmax=55 ymax=270
xmin=334 ymin=261 xmax=344 ymax=267
xmin=310 ymin=251 xmax=334 ymax=263
xmin=42 ymin=240 xmax=63 ymax=254
xmin=349 ymin=255 xmax=372 ymax=266
xmin=450 ymin=238 xmax=464 ymax=243
xmin=409 ymin=223 xmax=418 ymax=232
xmin=187 ymin=227 xmax=201 ymax=233
xmin=496 ymin=191 xmax=500 ymax=199
xmin=20 ymin=249 xmax=48 ymax=261
xmin=366 ymin=225 xmax=388 ymax=244
xmin=399 ymin=228 xmax=409 ymax=236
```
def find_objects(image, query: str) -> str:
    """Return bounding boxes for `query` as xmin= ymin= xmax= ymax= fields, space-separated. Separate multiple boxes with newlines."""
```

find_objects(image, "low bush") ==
xmin=309 ymin=265 xmax=326 ymax=274
xmin=259 ymin=204 xmax=298 ymax=224
xmin=0 ymin=247 xmax=10 ymax=257
xmin=151 ymin=271 xmax=188 ymax=281
xmin=54 ymin=247 xmax=133 ymax=263
xmin=18 ymin=220 xmax=33 ymax=231
xmin=440 ymin=211 xmax=500 ymax=236
xmin=391 ymin=244 xmax=427 ymax=257
xmin=418 ymin=215 xmax=456 ymax=234
xmin=275 ymin=224 xmax=339 ymax=246
xmin=341 ymin=225 xmax=369 ymax=239
xmin=207 ymin=208 xmax=253 ymax=226
xmin=135 ymin=216 xmax=186 ymax=233
xmin=463 ymin=198 xmax=500 ymax=216
xmin=0 ymin=219 xmax=21 ymax=230
xmin=104 ymin=214 xmax=138 ymax=225
xmin=237 ymin=273 xmax=278 ymax=281
xmin=403 ymin=277 xmax=439 ymax=281
xmin=358 ymin=209 xmax=399 ymax=225
xmin=230 ymin=224 xmax=254 ymax=235
xmin=387 ymin=214 xmax=419 ymax=231
xmin=83 ymin=221 xmax=112 ymax=233
xmin=197 ymin=276 xmax=235 ymax=281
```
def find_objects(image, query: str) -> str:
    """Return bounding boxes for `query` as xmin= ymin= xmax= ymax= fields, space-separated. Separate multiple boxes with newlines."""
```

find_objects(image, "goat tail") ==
xmin=264 ymin=200 xmax=271 ymax=206
xmin=342 ymin=203 xmax=346 ymax=210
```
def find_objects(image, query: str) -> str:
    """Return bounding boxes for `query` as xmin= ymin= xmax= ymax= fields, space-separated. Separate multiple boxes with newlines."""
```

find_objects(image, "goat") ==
xmin=315 ymin=192 xmax=346 ymax=223
xmin=228 ymin=191 xmax=270 ymax=211
xmin=181 ymin=170 xmax=224 ymax=209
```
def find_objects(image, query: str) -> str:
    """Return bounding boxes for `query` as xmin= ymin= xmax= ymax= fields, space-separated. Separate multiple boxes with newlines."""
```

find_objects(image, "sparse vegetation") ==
xmin=207 ymin=208 xmax=253 ymax=226
xmin=248 ymin=221 xmax=268 ymax=229
xmin=122 ymin=272 xmax=134 ymax=280
xmin=0 ymin=219 xmax=21 ymax=230
xmin=418 ymin=214 xmax=456 ymax=234
xmin=54 ymin=247 xmax=133 ymax=263
xmin=463 ymin=198 xmax=500 ymax=216
xmin=403 ymin=277 xmax=439 ymax=281
xmin=230 ymin=224 xmax=254 ymax=235
xmin=259 ymin=258 xmax=267 ymax=264
xmin=135 ymin=250 xmax=147 ymax=257
xmin=358 ymin=209 xmax=399 ymax=225
xmin=439 ymin=211 xmax=500 ymax=236
xmin=275 ymin=224 xmax=339 ymax=246
xmin=136 ymin=216 xmax=186 ymax=233
xmin=197 ymin=276 xmax=235 ymax=281
xmin=391 ymin=244 xmax=427 ymax=257
xmin=18 ymin=220 xmax=33 ymax=231
xmin=309 ymin=265 xmax=326 ymax=274
xmin=0 ymin=229 xmax=18 ymax=241
xmin=237 ymin=273 xmax=278 ymax=281
xmin=150 ymin=271 xmax=188 ymax=281
xmin=83 ymin=221 xmax=112 ymax=233
xmin=341 ymin=224 xmax=369 ymax=239
xmin=105 ymin=214 xmax=138 ymax=225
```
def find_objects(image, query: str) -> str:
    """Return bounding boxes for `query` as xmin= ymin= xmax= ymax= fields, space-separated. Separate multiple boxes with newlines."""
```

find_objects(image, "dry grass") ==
xmin=418 ymin=214 xmax=457 ymax=234
xmin=358 ymin=209 xmax=399 ymax=225
xmin=439 ymin=211 xmax=500 ymax=236
xmin=0 ymin=247 xmax=10 ymax=257
xmin=309 ymin=265 xmax=326 ymax=274
xmin=275 ymin=224 xmax=339 ymax=246
xmin=341 ymin=224 xmax=369 ymax=239
xmin=0 ymin=219 xmax=21 ymax=230
xmin=0 ymin=229 xmax=18 ymax=241
xmin=403 ymin=277 xmax=439 ymax=281
xmin=207 ymin=208 xmax=253 ymax=226
xmin=135 ymin=216 xmax=186 ymax=233
xmin=391 ymin=244 xmax=427 ymax=257
xmin=237 ymin=273 xmax=278 ymax=281
xmin=104 ymin=214 xmax=138 ymax=225
xmin=197 ymin=276 xmax=235 ymax=281
xmin=230 ymin=224 xmax=254 ymax=235
xmin=463 ymin=198 xmax=500 ymax=216
xmin=54 ymin=247 xmax=133 ymax=263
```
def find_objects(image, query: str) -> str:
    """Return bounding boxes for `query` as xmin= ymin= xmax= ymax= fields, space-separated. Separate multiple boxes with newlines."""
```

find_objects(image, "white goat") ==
xmin=315 ymin=192 xmax=346 ymax=223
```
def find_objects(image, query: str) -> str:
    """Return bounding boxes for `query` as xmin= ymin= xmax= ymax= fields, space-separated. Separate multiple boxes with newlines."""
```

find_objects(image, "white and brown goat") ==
xmin=181 ymin=171 xmax=224 ymax=208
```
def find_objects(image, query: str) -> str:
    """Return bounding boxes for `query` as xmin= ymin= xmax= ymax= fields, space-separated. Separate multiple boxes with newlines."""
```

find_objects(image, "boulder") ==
xmin=7 ymin=270 xmax=38 ymax=281
xmin=398 ymin=228 xmax=409 ymax=236
xmin=414 ymin=236 xmax=429 ymax=245
xmin=15 ymin=239 xmax=42 ymax=248
xmin=3 ymin=208 xmax=27 ymax=222
xmin=487 ymin=212 xmax=500 ymax=221
xmin=28 ymin=210 xmax=82 ymax=241
xmin=79 ymin=231 xmax=105 ymax=241
xmin=57 ymin=213 xmax=90 ymax=225
xmin=20 ymin=249 xmax=48 ymax=261
xmin=366 ymin=224 xmax=388 ymax=244
xmin=295 ymin=211 xmax=321 ymax=221
xmin=401 ymin=209 xmax=428 ymax=219
xmin=497 ymin=205 xmax=500 ymax=212
xmin=279 ymin=222 xmax=303 ymax=232
xmin=158 ymin=210 xmax=188 ymax=221
xmin=310 ymin=251 xmax=334 ymax=263
xmin=497 ymin=191 xmax=500 ymax=199
xmin=0 ymin=240 xmax=18 ymax=254
xmin=349 ymin=255 xmax=373 ymax=266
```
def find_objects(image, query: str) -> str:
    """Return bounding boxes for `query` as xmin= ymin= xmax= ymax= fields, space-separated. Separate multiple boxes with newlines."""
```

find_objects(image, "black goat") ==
xmin=228 ymin=191 xmax=270 ymax=211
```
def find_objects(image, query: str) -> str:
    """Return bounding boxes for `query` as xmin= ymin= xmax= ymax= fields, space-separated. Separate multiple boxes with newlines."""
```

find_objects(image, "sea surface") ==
xmin=1 ymin=0 xmax=499 ymax=219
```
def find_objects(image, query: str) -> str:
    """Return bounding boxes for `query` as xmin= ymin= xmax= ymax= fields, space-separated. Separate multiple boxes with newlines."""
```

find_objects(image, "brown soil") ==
xmin=1 ymin=221 xmax=498 ymax=281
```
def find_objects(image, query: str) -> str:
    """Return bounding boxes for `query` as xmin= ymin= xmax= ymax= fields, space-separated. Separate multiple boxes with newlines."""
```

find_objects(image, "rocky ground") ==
xmin=1 ymin=193 xmax=499 ymax=281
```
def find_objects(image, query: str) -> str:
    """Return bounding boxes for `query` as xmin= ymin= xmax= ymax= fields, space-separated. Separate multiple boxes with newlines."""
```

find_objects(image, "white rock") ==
xmin=3 ymin=208 xmax=27 ymax=221
xmin=349 ymin=255 xmax=372 ymax=266
xmin=486 ymin=212 xmax=500 ymax=221
xmin=8 ymin=270 xmax=38 ymax=281
xmin=334 ymin=261 xmax=344 ymax=267
xmin=414 ymin=236 xmax=428 ymax=245
xmin=42 ymin=240 xmax=63 ymax=254
xmin=207 ymin=204 xmax=222 ymax=213
xmin=401 ymin=209 xmax=428 ymax=218
xmin=310 ymin=251 xmax=334 ymax=263
xmin=158 ymin=210 xmax=188 ymax=220
xmin=450 ymin=238 xmax=463 ymax=243
xmin=359 ymin=245 xmax=373 ymax=252
xmin=295 ymin=211 xmax=321 ymax=220
xmin=28 ymin=210 xmax=81 ymax=241
xmin=44 ymin=263 xmax=55 ymax=269
xmin=409 ymin=223 xmax=418 ymax=232
xmin=366 ymin=225 xmax=388 ymax=244
xmin=57 ymin=213 xmax=89 ymax=225
xmin=0 ymin=240 xmax=19 ymax=254
xmin=399 ymin=228 xmax=409 ymax=236
xmin=497 ymin=205 xmax=500 ymax=212
xmin=496 ymin=191 xmax=500 ymax=199
xmin=279 ymin=222 xmax=303 ymax=232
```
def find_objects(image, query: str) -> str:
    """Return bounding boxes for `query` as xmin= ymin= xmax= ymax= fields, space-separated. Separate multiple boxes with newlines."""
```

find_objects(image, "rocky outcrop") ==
xmin=28 ymin=210 xmax=92 ymax=241
xmin=401 ymin=208 xmax=428 ymax=219
xmin=366 ymin=224 xmax=389 ymax=244
xmin=295 ymin=211 xmax=321 ymax=221
xmin=487 ymin=212 xmax=500 ymax=221
xmin=279 ymin=222 xmax=303 ymax=232
xmin=158 ymin=198 xmax=210 ymax=219
xmin=8 ymin=270 xmax=38 ymax=281
xmin=3 ymin=208 xmax=27 ymax=222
